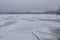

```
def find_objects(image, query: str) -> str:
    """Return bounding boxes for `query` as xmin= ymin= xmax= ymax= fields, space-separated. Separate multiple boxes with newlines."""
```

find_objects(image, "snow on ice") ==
xmin=0 ymin=14 xmax=60 ymax=40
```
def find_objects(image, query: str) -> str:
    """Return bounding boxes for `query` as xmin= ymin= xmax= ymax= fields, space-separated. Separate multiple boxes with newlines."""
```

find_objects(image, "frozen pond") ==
xmin=0 ymin=14 xmax=60 ymax=40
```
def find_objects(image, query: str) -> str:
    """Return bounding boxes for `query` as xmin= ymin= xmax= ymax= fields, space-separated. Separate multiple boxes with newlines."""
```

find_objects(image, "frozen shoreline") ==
xmin=0 ymin=14 xmax=60 ymax=40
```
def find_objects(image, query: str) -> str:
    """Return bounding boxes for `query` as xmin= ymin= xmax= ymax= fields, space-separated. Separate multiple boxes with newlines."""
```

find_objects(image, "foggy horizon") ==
xmin=0 ymin=0 xmax=60 ymax=40
xmin=0 ymin=0 xmax=60 ymax=12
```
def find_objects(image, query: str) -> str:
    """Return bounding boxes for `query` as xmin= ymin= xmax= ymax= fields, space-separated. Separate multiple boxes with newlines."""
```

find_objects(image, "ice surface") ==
xmin=0 ymin=14 xmax=60 ymax=40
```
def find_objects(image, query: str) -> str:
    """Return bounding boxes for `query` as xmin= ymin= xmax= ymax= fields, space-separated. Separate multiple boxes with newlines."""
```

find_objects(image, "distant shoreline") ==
xmin=0 ymin=13 xmax=45 ymax=14
xmin=0 ymin=12 xmax=57 ymax=14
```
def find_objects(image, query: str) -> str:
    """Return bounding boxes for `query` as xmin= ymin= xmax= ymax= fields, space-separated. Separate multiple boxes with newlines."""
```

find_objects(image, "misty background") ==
xmin=0 ymin=0 xmax=60 ymax=40
xmin=0 ymin=0 xmax=60 ymax=12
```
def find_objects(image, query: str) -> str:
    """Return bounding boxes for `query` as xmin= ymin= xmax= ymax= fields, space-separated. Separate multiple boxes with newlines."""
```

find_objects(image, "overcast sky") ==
xmin=0 ymin=0 xmax=60 ymax=12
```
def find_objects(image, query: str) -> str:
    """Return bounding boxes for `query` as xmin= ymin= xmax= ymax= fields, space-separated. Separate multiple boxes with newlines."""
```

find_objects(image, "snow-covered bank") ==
xmin=0 ymin=14 xmax=60 ymax=40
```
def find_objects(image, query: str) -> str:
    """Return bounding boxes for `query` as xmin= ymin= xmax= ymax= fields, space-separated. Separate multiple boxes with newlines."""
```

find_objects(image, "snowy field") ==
xmin=0 ymin=14 xmax=60 ymax=40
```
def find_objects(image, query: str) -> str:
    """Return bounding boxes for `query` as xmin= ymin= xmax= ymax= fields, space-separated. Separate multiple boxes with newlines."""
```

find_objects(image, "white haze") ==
xmin=0 ymin=0 xmax=60 ymax=12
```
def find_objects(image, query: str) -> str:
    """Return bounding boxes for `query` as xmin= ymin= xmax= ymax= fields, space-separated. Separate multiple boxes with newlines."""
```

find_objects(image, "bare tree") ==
xmin=56 ymin=7 xmax=60 ymax=15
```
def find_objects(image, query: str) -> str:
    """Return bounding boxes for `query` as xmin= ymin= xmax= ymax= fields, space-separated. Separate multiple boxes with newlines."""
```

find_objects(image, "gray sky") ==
xmin=0 ymin=0 xmax=60 ymax=12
